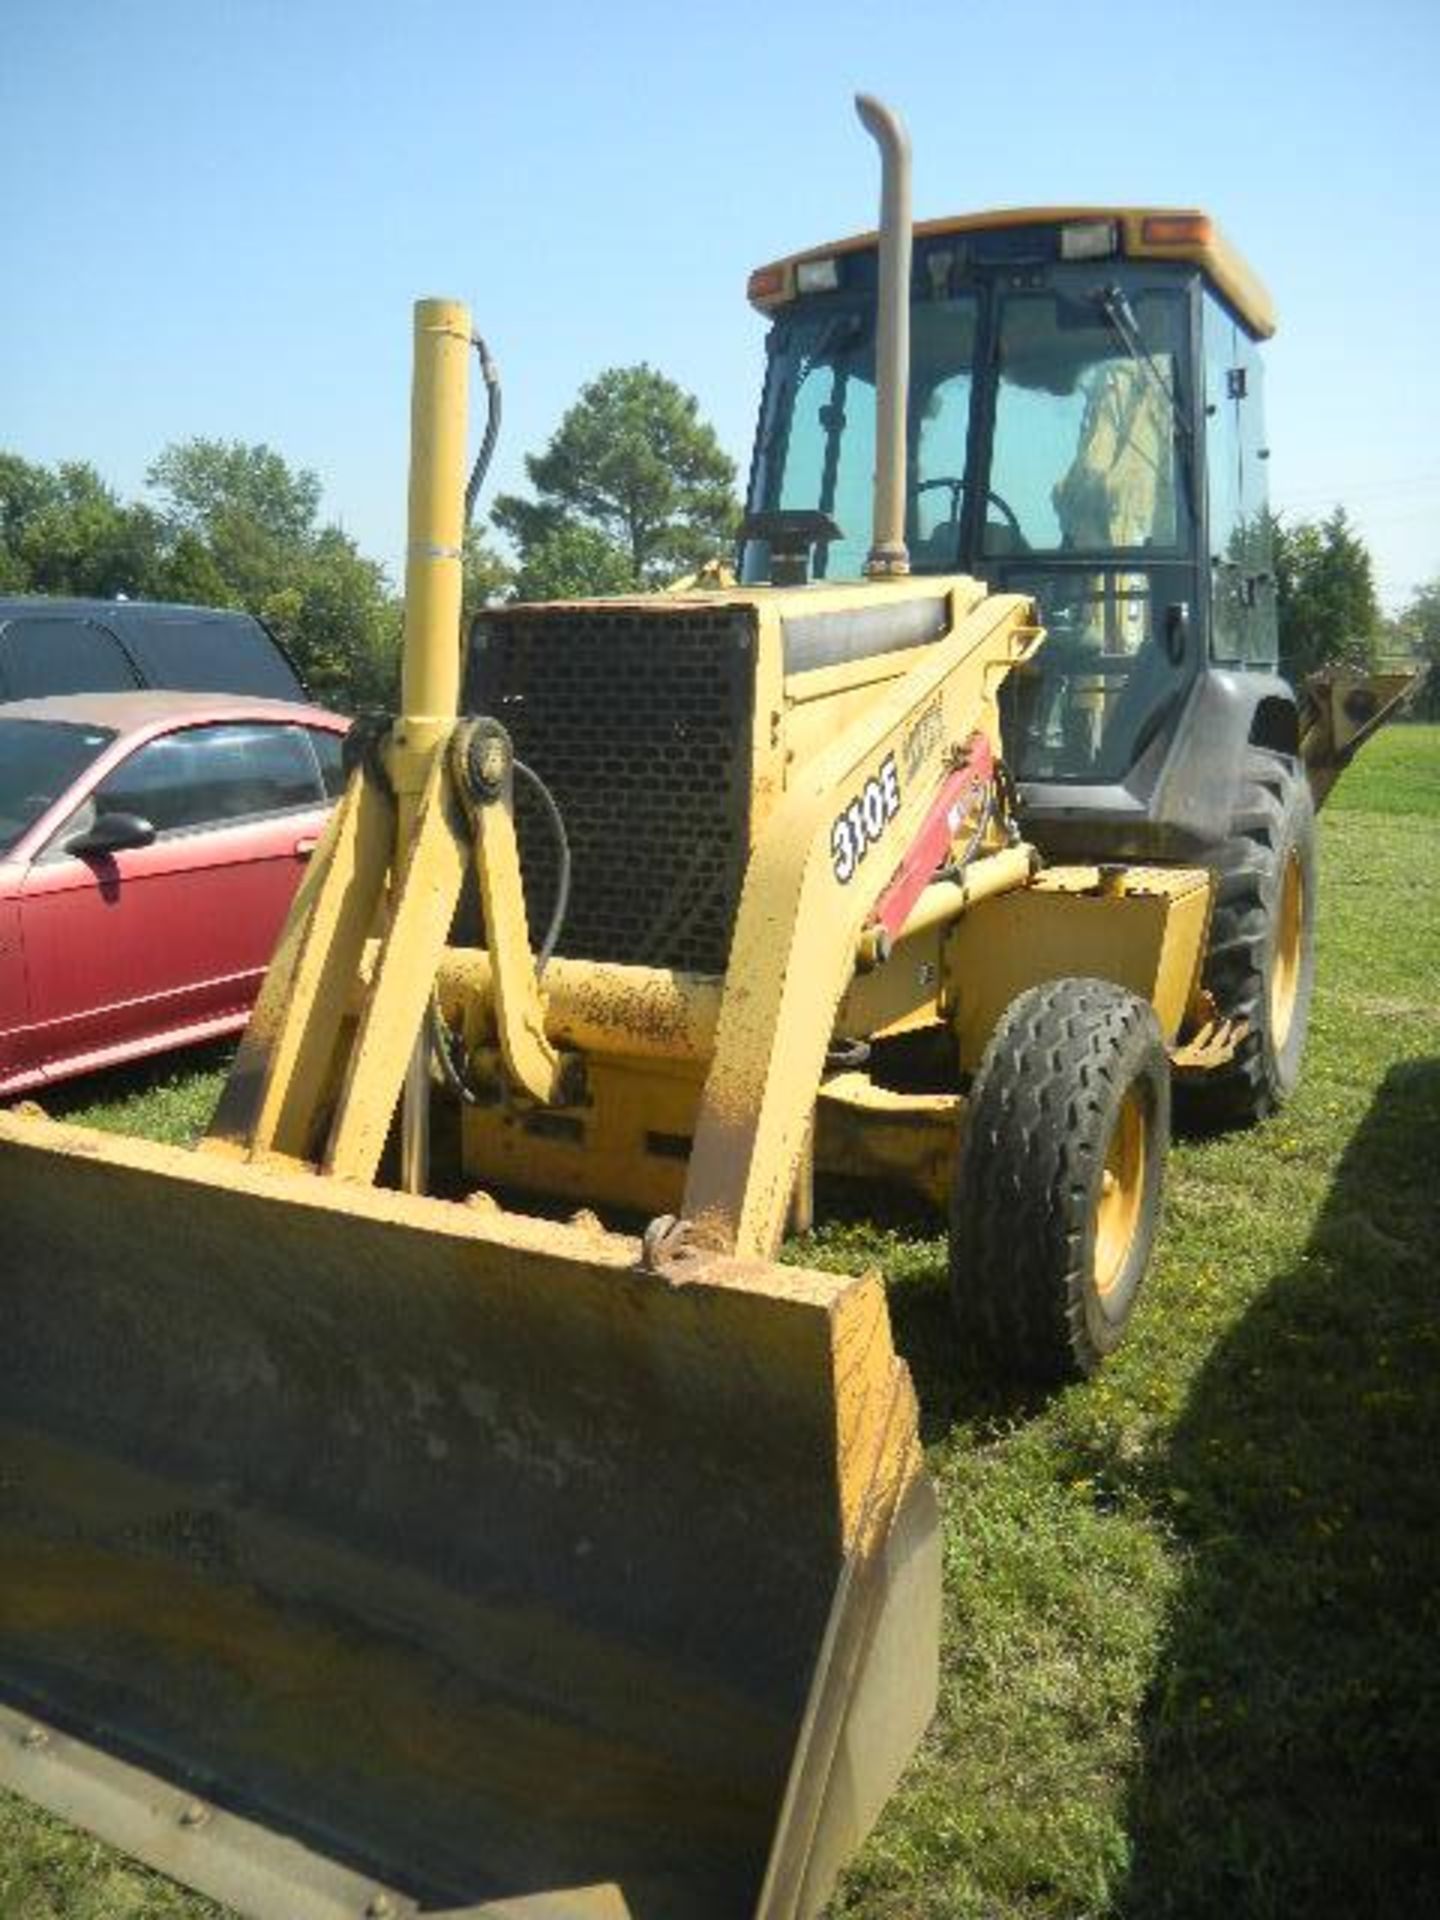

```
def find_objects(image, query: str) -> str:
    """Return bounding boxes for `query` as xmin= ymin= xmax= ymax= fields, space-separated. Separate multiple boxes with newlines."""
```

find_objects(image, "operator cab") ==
xmin=742 ymin=211 xmax=1282 ymax=854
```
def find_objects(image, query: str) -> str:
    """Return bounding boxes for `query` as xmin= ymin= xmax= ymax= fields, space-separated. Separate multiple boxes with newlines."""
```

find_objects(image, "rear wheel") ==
xmin=950 ymin=978 xmax=1170 ymax=1383
xmin=1181 ymin=747 xmax=1317 ymax=1129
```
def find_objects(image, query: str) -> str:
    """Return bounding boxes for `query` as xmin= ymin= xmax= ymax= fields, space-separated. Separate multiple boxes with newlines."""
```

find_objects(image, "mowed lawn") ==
xmin=3 ymin=726 xmax=1437 ymax=1920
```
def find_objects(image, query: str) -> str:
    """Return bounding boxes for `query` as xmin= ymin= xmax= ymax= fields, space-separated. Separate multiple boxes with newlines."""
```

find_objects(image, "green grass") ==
xmin=3 ymin=726 xmax=1437 ymax=1919
xmin=35 ymin=1040 xmax=233 ymax=1145
xmin=1326 ymin=718 xmax=1438 ymax=818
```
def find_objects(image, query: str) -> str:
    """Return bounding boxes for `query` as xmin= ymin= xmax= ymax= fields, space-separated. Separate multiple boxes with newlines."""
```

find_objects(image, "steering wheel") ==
xmin=915 ymin=477 xmax=1026 ymax=552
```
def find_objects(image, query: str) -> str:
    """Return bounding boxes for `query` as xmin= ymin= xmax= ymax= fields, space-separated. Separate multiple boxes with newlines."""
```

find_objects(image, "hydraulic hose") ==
xmin=464 ymin=334 xmax=502 ymax=527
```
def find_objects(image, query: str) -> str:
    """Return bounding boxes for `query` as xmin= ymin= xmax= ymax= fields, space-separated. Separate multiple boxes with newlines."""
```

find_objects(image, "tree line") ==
xmin=2 ymin=376 xmax=1434 ymax=715
xmin=1265 ymin=506 xmax=1437 ymax=718
xmin=0 ymin=366 xmax=740 ymax=712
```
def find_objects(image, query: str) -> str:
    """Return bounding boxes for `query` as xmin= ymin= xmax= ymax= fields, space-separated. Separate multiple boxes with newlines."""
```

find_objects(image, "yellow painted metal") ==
xmin=0 ymin=1697 xmax=633 ymax=1920
xmin=1095 ymin=1090 xmax=1146 ymax=1299
xmin=750 ymin=205 xmax=1276 ymax=339
xmin=0 ymin=1105 xmax=939 ymax=1919
xmin=207 ymin=769 xmax=394 ymax=1158
xmin=210 ymin=298 xmax=480 ymax=1173
xmin=439 ymin=574 xmax=1047 ymax=1242
xmin=851 ymin=845 xmax=1037 ymax=976
xmin=815 ymin=1073 xmax=959 ymax=1211
xmin=460 ymin=738 xmax=566 ymax=1106
xmin=399 ymin=297 xmax=471 ymax=748
xmin=215 ymin=302 xmax=569 ymax=1176
xmin=436 ymin=950 xmax=723 ymax=1065
xmin=1270 ymin=848 xmax=1304 ymax=1054
xmin=943 ymin=863 xmax=1214 ymax=1071
xmin=1298 ymin=666 xmax=1420 ymax=808
xmin=460 ymin=1055 xmax=702 ymax=1219
xmin=1170 ymin=1013 xmax=1246 ymax=1072
xmin=323 ymin=746 xmax=469 ymax=1181
xmin=681 ymin=585 xmax=1042 ymax=1258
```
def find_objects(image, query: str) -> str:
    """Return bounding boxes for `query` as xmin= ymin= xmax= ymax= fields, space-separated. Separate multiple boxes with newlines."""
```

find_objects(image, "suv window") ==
xmin=94 ymin=723 xmax=323 ymax=835
xmin=120 ymin=615 xmax=302 ymax=699
xmin=0 ymin=618 xmax=139 ymax=698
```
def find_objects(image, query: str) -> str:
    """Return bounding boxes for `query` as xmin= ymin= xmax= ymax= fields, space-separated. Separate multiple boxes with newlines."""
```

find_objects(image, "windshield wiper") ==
xmin=1094 ymin=285 xmax=1192 ymax=449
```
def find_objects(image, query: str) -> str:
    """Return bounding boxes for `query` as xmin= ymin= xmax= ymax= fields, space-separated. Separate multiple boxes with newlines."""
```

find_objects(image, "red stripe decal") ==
xmin=867 ymin=734 xmax=994 ymax=943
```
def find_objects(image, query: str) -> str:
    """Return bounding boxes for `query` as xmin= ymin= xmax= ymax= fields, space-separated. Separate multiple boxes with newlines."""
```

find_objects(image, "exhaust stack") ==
xmin=856 ymin=94 xmax=913 ymax=579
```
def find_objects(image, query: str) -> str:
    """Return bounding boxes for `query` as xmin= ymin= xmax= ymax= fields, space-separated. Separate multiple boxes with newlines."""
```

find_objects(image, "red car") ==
xmin=0 ymin=691 xmax=348 ymax=1096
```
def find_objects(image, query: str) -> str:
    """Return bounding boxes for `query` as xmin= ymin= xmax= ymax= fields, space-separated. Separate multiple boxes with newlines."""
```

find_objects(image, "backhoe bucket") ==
xmin=0 ymin=1109 xmax=940 ymax=1920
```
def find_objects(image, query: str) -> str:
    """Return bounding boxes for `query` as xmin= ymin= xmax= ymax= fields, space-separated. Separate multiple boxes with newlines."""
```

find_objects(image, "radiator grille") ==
xmin=467 ymin=604 xmax=756 ymax=975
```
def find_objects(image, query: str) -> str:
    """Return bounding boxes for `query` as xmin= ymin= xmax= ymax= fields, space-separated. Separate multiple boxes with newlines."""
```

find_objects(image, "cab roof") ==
xmin=748 ymin=206 xmax=1275 ymax=339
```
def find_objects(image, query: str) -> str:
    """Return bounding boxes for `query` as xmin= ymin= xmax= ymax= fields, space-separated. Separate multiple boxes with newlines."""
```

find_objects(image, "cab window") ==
xmin=987 ymin=288 xmax=1186 ymax=557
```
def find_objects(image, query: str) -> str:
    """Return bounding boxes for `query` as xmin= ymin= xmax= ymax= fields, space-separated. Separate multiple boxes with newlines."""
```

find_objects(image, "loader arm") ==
xmin=205 ymin=294 xmax=563 ymax=1178
xmin=683 ymin=583 xmax=1041 ymax=1259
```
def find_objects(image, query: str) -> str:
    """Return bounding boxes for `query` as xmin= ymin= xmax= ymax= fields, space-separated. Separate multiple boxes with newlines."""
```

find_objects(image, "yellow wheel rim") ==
xmin=1269 ymin=849 xmax=1304 ymax=1055
xmin=1095 ymin=1090 xmax=1147 ymax=1300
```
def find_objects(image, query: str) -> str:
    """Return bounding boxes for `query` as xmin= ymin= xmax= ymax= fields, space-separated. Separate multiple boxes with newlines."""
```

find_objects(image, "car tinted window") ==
xmin=0 ymin=618 xmax=139 ymax=698
xmin=96 ymin=723 xmax=322 ymax=834
xmin=121 ymin=615 xmax=303 ymax=699
xmin=307 ymin=726 xmax=347 ymax=798
xmin=0 ymin=718 xmax=114 ymax=856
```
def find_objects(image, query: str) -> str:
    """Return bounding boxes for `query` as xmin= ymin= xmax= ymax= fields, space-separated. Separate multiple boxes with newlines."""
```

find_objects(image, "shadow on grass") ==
xmin=800 ymin=1174 xmax=1050 ymax=1444
xmin=1120 ymin=1058 xmax=1440 ymax=1918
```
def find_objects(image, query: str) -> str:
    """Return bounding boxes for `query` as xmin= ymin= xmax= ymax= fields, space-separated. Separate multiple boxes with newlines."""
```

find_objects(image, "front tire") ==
xmin=950 ymin=978 xmax=1170 ymax=1383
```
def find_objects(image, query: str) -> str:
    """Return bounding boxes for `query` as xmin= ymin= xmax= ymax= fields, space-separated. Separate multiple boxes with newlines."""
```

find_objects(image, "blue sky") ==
xmin=3 ymin=0 xmax=1437 ymax=608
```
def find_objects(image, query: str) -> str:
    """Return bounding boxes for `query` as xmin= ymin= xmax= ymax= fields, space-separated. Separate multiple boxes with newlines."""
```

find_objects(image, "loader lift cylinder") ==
xmin=400 ymin=297 xmax=470 ymax=735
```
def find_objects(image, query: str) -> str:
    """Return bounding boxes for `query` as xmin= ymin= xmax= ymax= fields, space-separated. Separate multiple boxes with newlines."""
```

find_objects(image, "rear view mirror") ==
xmin=63 ymin=811 xmax=157 ymax=858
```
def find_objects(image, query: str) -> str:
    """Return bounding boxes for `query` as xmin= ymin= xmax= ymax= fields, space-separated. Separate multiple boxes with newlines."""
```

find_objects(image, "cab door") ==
xmin=18 ymin=721 xmax=329 ymax=1078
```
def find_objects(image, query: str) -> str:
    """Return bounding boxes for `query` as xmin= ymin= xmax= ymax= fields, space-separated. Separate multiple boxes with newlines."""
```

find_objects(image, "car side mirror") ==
xmin=63 ymin=810 xmax=157 ymax=858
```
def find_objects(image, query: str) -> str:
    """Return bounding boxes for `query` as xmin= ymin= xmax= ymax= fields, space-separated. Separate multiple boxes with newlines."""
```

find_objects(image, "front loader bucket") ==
xmin=0 ymin=1110 xmax=939 ymax=1920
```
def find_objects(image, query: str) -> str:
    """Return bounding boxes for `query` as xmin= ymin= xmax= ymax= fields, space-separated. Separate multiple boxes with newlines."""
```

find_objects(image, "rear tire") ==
xmin=950 ymin=978 xmax=1170 ymax=1383
xmin=1180 ymin=747 xmax=1316 ymax=1130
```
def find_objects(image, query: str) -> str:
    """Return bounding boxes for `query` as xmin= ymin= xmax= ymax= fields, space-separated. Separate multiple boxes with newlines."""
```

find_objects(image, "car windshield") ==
xmin=0 ymin=719 xmax=114 ymax=856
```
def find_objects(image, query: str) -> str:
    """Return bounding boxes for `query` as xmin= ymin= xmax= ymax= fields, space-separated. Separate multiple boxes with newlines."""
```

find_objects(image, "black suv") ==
xmin=0 ymin=597 xmax=306 ymax=704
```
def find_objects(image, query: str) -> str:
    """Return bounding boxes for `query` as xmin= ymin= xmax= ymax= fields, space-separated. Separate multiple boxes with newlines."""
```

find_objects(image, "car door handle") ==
xmin=294 ymin=835 xmax=320 ymax=859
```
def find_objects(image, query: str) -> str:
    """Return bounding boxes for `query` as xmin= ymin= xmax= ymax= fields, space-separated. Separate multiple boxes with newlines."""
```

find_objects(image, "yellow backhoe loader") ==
xmin=0 ymin=96 xmax=1412 ymax=1920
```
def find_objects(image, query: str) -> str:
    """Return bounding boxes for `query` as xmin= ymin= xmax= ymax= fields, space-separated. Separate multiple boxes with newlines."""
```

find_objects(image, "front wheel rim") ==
xmin=1095 ymin=1089 xmax=1147 ymax=1299
xmin=1270 ymin=849 xmax=1304 ymax=1054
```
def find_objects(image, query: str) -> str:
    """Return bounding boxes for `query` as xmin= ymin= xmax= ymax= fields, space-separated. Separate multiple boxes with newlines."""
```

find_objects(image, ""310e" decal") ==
xmin=831 ymin=754 xmax=901 ymax=884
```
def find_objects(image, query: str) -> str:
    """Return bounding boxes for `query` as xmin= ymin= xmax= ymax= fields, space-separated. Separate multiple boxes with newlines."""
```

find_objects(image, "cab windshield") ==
xmin=746 ymin=295 xmax=979 ymax=581
xmin=744 ymin=266 xmax=1197 ymax=782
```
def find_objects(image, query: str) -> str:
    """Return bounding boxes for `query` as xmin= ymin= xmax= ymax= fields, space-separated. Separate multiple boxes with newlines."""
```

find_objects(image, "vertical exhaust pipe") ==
xmin=856 ymin=94 xmax=913 ymax=579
